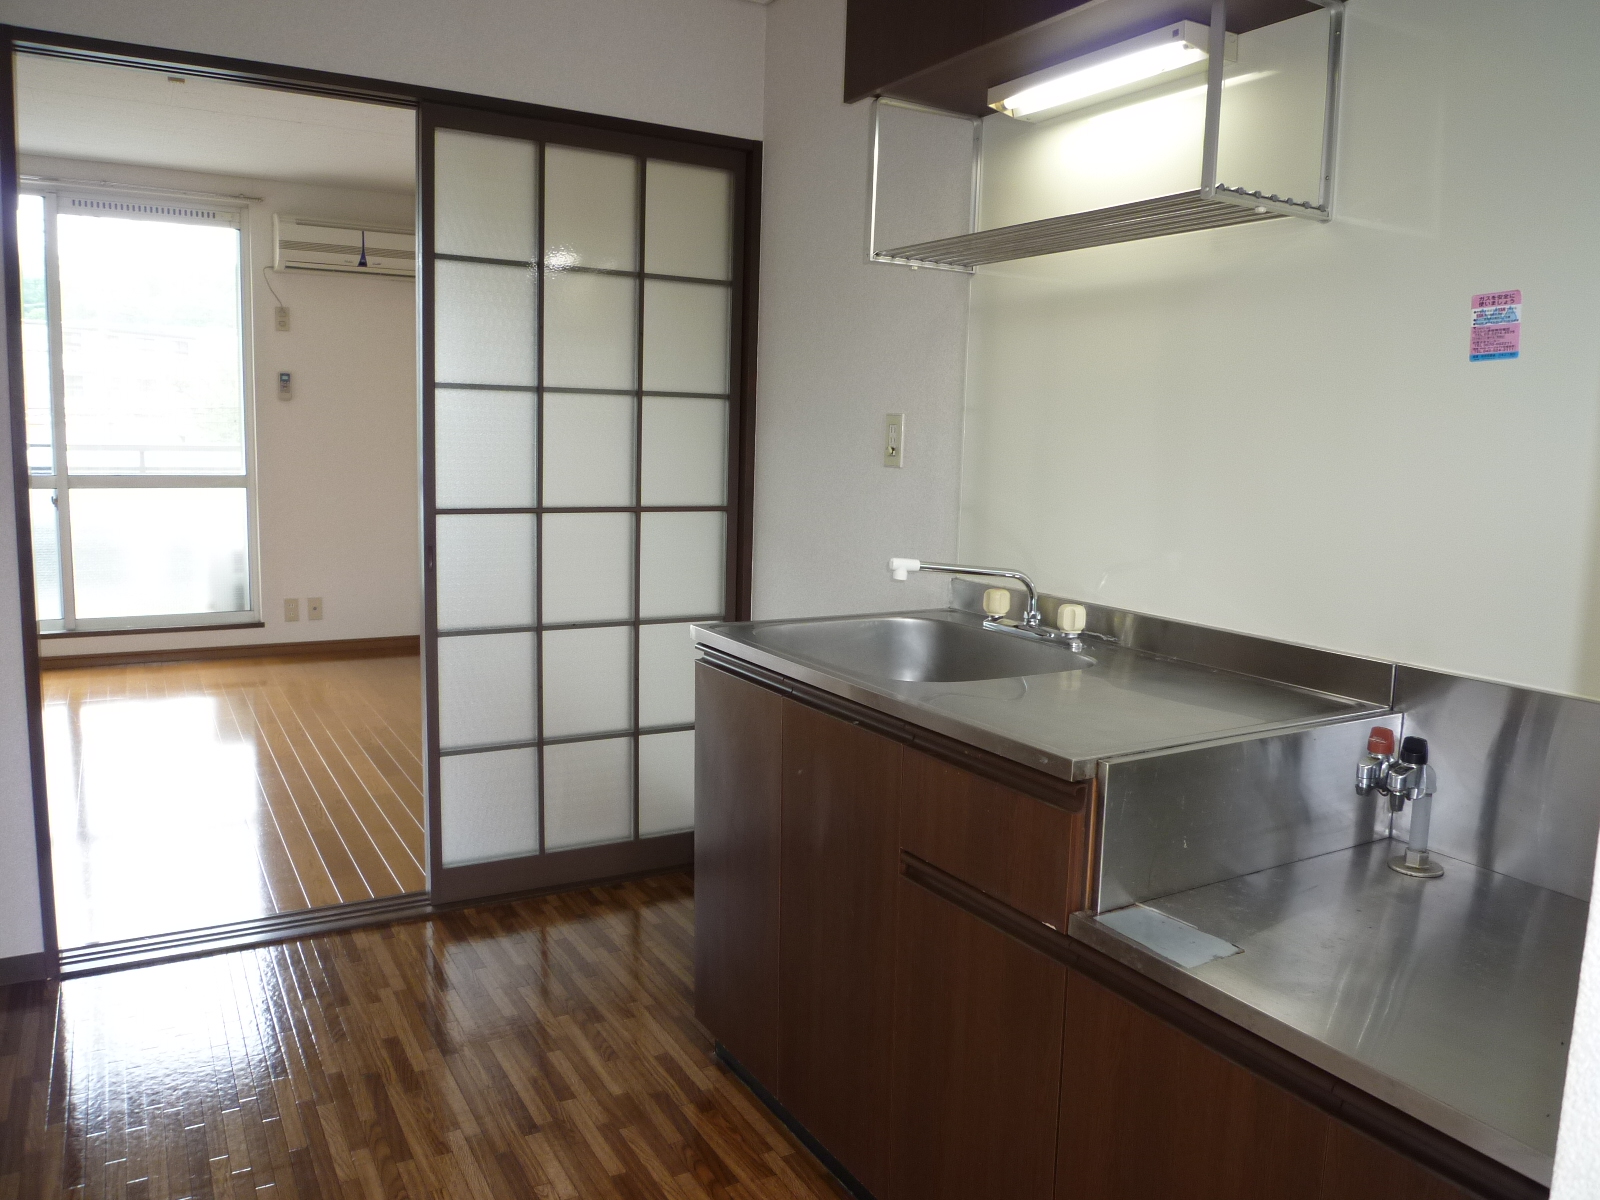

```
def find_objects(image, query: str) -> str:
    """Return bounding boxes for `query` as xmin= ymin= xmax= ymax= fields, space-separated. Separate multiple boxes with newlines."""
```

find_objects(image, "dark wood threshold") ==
xmin=899 ymin=853 xmax=1546 ymax=1200
xmin=40 ymin=634 xmax=421 ymax=670
xmin=41 ymin=620 xmax=266 ymax=640
xmin=52 ymin=859 xmax=696 ymax=980
xmin=697 ymin=648 xmax=1090 ymax=811
xmin=0 ymin=950 xmax=51 ymax=986
xmin=58 ymin=892 xmax=434 ymax=979
xmin=429 ymin=832 xmax=693 ymax=905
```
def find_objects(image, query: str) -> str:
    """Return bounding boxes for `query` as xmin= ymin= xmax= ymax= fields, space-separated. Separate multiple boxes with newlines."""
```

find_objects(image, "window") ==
xmin=20 ymin=190 xmax=255 ymax=631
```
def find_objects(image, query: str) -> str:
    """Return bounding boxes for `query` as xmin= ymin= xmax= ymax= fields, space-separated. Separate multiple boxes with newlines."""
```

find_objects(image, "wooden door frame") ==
xmin=0 ymin=24 xmax=762 ymax=978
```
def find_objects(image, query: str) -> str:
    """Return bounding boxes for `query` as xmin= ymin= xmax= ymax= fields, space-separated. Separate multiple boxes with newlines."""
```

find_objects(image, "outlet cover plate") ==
xmin=884 ymin=412 xmax=905 ymax=468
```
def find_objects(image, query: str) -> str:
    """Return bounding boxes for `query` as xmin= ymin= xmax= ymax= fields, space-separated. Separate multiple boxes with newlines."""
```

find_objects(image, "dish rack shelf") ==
xmin=868 ymin=0 xmax=1344 ymax=272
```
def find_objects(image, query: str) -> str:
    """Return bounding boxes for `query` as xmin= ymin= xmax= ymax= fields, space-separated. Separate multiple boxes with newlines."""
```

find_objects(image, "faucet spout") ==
xmin=887 ymin=558 xmax=1042 ymax=626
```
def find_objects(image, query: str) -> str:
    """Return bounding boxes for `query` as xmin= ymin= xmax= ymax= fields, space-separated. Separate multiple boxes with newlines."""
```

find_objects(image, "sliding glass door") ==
xmin=421 ymin=105 xmax=750 ymax=902
xmin=20 ymin=190 xmax=254 ymax=632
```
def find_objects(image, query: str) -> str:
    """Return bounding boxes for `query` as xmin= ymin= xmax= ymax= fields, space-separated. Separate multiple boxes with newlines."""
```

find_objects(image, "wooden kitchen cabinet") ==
xmin=692 ymin=664 xmax=784 ymax=1092
xmin=1055 ymin=970 xmax=1476 ymax=1200
xmin=900 ymin=748 xmax=1088 ymax=929
xmin=778 ymin=700 xmax=902 ymax=1196
xmin=889 ymin=872 xmax=1068 ymax=1200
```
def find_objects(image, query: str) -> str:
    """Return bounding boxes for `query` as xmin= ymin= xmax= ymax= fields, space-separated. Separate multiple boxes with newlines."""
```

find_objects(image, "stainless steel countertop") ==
xmin=1072 ymin=841 xmax=1585 ymax=1184
xmin=694 ymin=610 xmax=1383 ymax=782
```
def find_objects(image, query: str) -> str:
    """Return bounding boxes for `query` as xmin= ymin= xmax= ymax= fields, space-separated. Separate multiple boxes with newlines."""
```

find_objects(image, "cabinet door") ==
xmin=693 ymin=664 xmax=784 ymax=1090
xmin=779 ymin=701 xmax=901 ymax=1196
xmin=1056 ymin=971 xmax=1475 ymax=1200
xmin=889 ymin=875 xmax=1067 ymax=1200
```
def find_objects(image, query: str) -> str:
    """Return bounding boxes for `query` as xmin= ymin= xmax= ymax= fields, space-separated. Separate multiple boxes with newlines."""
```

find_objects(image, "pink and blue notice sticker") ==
xmin=1470 ymin=290 xmax=1521 ymax=362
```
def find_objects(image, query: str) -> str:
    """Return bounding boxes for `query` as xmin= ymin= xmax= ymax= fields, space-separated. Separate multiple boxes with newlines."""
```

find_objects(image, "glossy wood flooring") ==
xmin=42 ymin=655 xmax=425 ymax=948
xmin=0 ymin=872 xmax=847 ymax=1200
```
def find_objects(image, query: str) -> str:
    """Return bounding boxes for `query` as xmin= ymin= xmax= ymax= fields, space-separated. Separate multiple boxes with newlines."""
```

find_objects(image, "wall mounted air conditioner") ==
xmin=273 ymin=215 xmax=415 ymax=277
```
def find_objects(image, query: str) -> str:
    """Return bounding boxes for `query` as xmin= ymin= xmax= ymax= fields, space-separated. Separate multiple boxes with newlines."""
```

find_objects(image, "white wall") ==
xmin=1555 ymin=856 xmax=1600 ymax=1195
xmin=0 ymin=0 xmax=765 ymax=142
xmin=960 ymin=0 xmax=1600 ymax=700
xmin=25 ymin=154 xmax=421 ymax=657
xmin=752 ymin=0 xmax=969 ymax=619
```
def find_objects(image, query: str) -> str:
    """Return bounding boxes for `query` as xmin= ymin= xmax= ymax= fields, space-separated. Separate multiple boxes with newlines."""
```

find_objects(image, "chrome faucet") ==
xmin=888 ymin=558 xmax=1043 ymax=626
xmin=886 ymin=557 xmax=1101 ymax=653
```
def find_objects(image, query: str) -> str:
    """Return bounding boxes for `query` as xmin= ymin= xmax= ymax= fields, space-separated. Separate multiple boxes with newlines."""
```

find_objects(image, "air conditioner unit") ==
xmin=273 ymin=214 xmax=415 ymax=277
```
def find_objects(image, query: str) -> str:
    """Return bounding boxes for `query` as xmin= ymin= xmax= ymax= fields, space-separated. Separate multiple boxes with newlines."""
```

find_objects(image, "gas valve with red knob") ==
xmin=1355 ymin=725 xmax=1396 ymax=795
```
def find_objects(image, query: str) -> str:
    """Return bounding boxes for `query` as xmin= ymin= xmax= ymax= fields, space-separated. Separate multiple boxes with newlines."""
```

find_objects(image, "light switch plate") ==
xmin=884 ymin=412 xmax=905 ymax=468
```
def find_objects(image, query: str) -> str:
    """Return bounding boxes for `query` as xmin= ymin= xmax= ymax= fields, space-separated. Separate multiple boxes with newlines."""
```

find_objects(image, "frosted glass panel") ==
xmin=436 ymin=514 xmax=535 ymax=631
xmin=544 ymin=146 xmax=637 ymax=271
xmin=544 ymin=271 xmax=636 ymax=390
xmin=435 ymin=260 xmax=535 ymax=386
xmin=640 ymin=398 xmax=727 ymax=506
xmin=544 ymin=737 xmax=632 ymax=851
xmin=542 ymin=394 xmax=635 ymax=507
xmin=643 ymin=280 xmax=729 ymax=394
xmin=640 ymin=511 xmax=724 ymax=619
xmin=435 ymin=130 xmax=536 ymax=261
xmin=438 ymin=632 xmax=536 ymax=749
xmin=440 ymin=747 xmax=538 ymax=866
xmin=70 ymin=488 xmax=248 ymax=618
xmin=435 ymin=389 xmax=536 ymax=509
xmin=541 ymin=512 xmax=633 ymax=623
xmin=639 ymin=622 xmax=695 ymax=727
xmin=541 ymin=626 xmax=632 ymax=738
xmin=645 ymin=161 xmax=732 ymax=280
xmin=639 ymin=730 xmax=694 ymax=836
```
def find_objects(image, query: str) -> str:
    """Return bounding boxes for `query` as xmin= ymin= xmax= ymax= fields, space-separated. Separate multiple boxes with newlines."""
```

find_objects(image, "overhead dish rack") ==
xmin=867 ymin=0 xmax=1346 ymax=272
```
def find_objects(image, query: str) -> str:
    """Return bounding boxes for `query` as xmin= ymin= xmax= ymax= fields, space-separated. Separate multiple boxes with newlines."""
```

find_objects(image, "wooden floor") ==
xmin=0 ymin=872 xmax=846 ymax=1200
xmin=42 ymin=655 xmax=426 ymax=948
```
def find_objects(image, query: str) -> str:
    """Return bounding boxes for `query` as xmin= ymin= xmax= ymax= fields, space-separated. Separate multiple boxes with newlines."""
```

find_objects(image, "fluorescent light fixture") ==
xmin=988 ymin=21 xmax=1238 ymax=122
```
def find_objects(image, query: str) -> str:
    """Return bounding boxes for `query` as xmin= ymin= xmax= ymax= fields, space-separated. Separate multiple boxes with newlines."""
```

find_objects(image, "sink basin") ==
xmin=746 ymin=616 xmax=1092 ymax=683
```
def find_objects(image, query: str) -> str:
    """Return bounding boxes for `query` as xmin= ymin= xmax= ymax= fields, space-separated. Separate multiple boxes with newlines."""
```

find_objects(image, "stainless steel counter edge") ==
xmin=691 ymin=616 xmax=1385 ymax=783
xmin=1067 ymin=911 xmax=1552 ymax=1186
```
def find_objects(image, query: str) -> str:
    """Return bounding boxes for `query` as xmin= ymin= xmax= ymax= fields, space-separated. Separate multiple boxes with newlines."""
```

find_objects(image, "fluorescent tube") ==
xmin=989 ymin=22 xmax=1237 ymax=122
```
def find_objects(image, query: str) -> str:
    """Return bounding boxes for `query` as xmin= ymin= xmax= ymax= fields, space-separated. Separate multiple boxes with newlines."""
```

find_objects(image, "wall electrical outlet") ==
xmin=884 ymin=412 xmax=905 ymax=468
xmin=284 ymin=598 xmax=299 ymax=622
xmin=308 ymin=597 xmax=324 ymax=621
xmin=274 ymin=306 xmax=290 ymax=332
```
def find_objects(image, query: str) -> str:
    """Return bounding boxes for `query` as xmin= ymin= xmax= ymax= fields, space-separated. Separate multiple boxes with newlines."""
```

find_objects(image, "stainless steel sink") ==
xmin=746 ymin=616 xmax=1092 ymax=684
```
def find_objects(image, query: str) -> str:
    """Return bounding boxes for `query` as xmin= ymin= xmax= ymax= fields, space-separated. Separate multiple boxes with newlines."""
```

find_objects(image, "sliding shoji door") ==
xmin=420 ymin=105 xmax=752 ymax=902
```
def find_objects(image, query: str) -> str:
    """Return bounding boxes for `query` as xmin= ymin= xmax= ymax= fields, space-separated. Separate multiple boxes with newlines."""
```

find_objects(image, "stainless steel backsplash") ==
xmin=1394 ymin=668 xmax=1600 ymax=902
xmin=947 ymin=581 xmax=1600 ymax=907
xmin=1095 ymin=717 xmax=1399 ymax=912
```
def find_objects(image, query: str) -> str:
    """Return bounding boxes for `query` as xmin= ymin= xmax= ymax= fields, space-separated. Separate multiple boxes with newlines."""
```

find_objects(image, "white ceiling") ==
xmin=16 ymin=55 xmax=417 ymax=194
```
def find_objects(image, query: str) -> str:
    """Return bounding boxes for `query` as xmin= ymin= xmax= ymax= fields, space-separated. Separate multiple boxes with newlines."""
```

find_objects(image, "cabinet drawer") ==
xmin=900 ymin=749 xmax=1088 ymax=929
